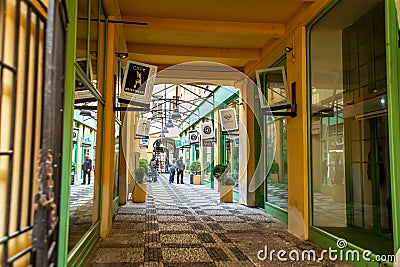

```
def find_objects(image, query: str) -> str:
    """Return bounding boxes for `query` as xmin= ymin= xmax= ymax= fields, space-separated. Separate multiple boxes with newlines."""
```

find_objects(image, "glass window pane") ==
xmin=310 ymin=0 xmax=393 ymax=255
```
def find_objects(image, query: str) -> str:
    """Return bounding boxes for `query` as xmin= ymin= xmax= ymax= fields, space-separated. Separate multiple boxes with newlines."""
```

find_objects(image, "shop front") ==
xmin=308 ymin=0 xmax=399 ymax=264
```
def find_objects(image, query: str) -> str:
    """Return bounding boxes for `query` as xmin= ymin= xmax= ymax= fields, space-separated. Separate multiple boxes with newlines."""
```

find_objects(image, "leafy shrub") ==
xmin=190 ymin=161 xmax=201 ymax=173
xmin=270 ymin=160 xmax=279 ymax=174
xmin=139 ymin=158 xmax=149 ymax=173
xmin=212 ymin=163 xmax=228 ymax=178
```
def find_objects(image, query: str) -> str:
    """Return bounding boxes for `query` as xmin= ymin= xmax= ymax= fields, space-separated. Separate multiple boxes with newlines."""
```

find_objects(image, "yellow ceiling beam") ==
xmin=127 ymin=43 xmax=261 ymax=60
xmin=121 ymin=16 xmax=285 ymax=37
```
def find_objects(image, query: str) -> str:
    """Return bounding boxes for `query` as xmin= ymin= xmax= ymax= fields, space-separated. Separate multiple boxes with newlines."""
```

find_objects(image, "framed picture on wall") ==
xmin=255 ymin=66 xmax=289 ymax=109
xmin=219 ymin=108 xmax=238 ymax=131
xmin=118 ymin=60 xmax=157 ymax=107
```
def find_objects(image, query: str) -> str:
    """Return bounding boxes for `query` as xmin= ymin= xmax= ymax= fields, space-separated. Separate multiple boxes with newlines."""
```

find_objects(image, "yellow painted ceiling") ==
xmin=103 ymin=0 xmax=316 ymax=70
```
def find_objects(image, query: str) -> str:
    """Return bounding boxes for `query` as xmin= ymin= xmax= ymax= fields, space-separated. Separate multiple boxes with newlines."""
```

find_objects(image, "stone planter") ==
xmin=193 ymin=174 xmax=201 ymax=185
xmin=133 ymin=182 xmax=146 ymax=203
xmin=219 ymin=185 xmax=233 ymax=203
xmin=270 ymin=173 xmax=279 ymax=183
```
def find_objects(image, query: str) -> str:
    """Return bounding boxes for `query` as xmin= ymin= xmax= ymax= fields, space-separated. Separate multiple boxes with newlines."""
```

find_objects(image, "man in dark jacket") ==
xmin=176 ymin=156 xmax=185 ymax=184
xmin=82 ymin=154 xmax=93 ymax=185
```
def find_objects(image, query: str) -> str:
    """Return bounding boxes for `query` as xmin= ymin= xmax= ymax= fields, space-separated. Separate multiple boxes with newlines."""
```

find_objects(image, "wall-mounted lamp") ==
xmin=285 ymin=35 xmax=295 ymax=62
xmin=90 ymin=50 xmax=98 ymax=57
xmin=115 ymin=52 xmax=128 ymax=59
xmin=284 ymin=47 xmax=293 ymax=52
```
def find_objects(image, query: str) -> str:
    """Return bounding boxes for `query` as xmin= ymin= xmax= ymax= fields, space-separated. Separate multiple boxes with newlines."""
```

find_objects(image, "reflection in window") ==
xmin=310 ymin=0 xmax=393 ymax=255
xmin=259 ymin=57 xmax=288 ymax=212
xmin=69 ymin=100 xmax=99 ymax=252
xmin=69 ymin=0 xmax=106 ymax=254
xmin=266 ymin=118 xmax=288 ymax=210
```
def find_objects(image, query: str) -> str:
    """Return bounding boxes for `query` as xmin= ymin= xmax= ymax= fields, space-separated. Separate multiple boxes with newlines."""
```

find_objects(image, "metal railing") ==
xmin=0 ymin=0 xmax=67 ymax=265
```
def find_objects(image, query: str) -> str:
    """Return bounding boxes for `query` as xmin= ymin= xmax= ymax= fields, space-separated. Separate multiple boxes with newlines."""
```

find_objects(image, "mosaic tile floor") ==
xmin=87 ymin=175 xmax=350 ymax=266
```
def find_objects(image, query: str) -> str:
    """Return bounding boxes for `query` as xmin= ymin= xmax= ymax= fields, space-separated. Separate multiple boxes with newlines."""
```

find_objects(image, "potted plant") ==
xmin=190 ymin=161 xmax=201 ymax=184
xmin=132 ymin=159 xmax=148 ymax=203
xmin=270 ymin=160 xmax=279 ymax=183
xmin=213 ymin=163 xmax=235 ymax=202
xmin=139 ymin=158 xmax=149 ymax=177
xmin=213 ymin=163 xmax=228 ymax=179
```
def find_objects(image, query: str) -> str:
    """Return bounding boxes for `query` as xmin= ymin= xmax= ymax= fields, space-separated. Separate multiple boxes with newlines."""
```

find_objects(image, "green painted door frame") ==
xmin=210 ymin=109 xmax=215 ymax=189
xmin=386 ymin=0 xmax=400 ymax=252
xmin=254 ymin=97 xmax=264 ymax=208
xmin=59 ymin=0 xmax=110 ymax=265
xmin=219 ymin=126 xmax=225 ymax=163
xmin=306 ymin=0 xmax=399 ymax=265
xmin=58 ymin=0 xmax=78 ymax=265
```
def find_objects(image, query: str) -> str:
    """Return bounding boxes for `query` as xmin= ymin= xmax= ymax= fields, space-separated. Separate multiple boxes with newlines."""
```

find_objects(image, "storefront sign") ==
xmin=202 ymin=139 xmax=213 ymax=147
xmin=140 ymin=138 xmax=149 ymax=146
xmin=182 ymin=136 xmax=190 ymax=147
xmin=72 ymin=128 xmax=79 ymax=142
xmin=83 ymin=134 xmax=92 ymax=144
xmin=200 ymin=122 xmax=214 ymax=139
xmin=136 ymin=118 xmax=150 ymax=137
xmin=75 ymin=58 xmax=95 ymax=101
xmin=219 ymin=108 xmax=238 ymax=131
xmin=312 ymin=121 xmax=320 ymax=135
xmin=175 ymin=139 xmax=182 ymax=148
xmin=189 ymin=130 xmax=200 ymax=144
xmin=118 ymin=60 xmax=157 ymax=107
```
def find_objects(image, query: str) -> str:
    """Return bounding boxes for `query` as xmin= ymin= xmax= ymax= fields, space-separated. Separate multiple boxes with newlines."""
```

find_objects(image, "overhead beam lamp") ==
xmin=80 ymin=110 xmax=92 ymax=117
xmin=171 ymin=108 xmax=181 ymax=120
xmin=166 ymin=119 xmax=174 ymax=128
xmin=162 ymin=127 xmax=169 ymax=133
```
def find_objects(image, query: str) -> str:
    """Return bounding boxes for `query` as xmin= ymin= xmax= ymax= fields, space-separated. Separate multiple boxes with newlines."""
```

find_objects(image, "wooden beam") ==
xmin=155 ymin=64 xmax=244 ymax=72
xmin=127 ymin=43 xmax=260 ymax=60
xmin=120 ymin=16 xmax=285 ymax=37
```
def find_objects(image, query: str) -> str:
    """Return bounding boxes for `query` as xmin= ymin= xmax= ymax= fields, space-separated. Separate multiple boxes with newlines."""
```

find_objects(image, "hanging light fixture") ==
xmin=166 ymin=119 xmax=174 ymax=128
xmin=80 ymin=110 xmax=92 ymax=117
xmin=171 ymin=108 xmax=181 ymax=120
xmin=171 ymin=85 xmax=181 ymax=120
xmin=162 ymin=127 xmax=169 ymax=133
xmin=159 ymin=133 xmax=165 ymax=137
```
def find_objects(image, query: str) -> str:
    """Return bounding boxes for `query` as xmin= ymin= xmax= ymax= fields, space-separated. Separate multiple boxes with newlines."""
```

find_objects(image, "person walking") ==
xmin=176 ymin=156 xmax=185 ymax=184
xmin=82 ymin=154 xmax=93 ymax=185
xmin=169 ymin=159 xmax=176 ymax=183
xmin=149 ymin=156 xmax=158 ymax=182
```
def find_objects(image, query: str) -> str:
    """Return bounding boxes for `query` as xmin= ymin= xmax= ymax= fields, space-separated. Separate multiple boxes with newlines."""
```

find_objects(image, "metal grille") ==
xmin=0 ymin=0 xmax=66 ymax=265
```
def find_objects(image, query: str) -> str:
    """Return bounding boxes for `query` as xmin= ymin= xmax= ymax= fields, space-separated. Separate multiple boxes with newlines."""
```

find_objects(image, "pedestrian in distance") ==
xmin=149 ymin=156 xmax=158 ymax=182
xmin=82 ymin=154 xmax=93 ymax=185
xmin=169 ymin=159 xmax=176 ymax=183
xmin=176 ymin=156 xmax=185 ymax=184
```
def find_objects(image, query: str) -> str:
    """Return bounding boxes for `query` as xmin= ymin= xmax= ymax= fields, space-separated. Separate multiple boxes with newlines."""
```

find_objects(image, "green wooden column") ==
xmin=386 ymin=0 xmax=400 ymax=252
xmin=254 ymin=97 xmax=264 ymax=208
xmin=58 ymin=0 xmax=78 ymax=265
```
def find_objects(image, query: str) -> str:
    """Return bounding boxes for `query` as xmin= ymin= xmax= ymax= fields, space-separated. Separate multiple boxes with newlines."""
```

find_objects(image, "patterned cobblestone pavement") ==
xmin=87 ymin=174 xmax=350 ymax=266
